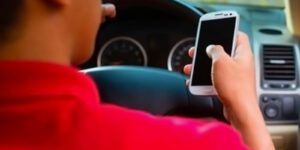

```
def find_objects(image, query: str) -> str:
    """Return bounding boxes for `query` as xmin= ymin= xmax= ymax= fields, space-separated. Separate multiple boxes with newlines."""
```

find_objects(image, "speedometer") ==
xmin=168 ymin=38 xmax=195 ymax=74
xmin=97 ymin=37 xmax=147 ymax=67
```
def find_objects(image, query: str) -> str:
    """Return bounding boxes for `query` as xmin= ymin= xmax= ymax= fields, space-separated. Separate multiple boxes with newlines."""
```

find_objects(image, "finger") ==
xmin=188 ymin=47 xmax=195 ymax=58
xmin=234 ymin=32 xmax=252 ymax=60
xmin=236 ymin=32 xmax=250 ymax=46
xmin=183 ymin=64 xmax=192 ymax=75
xmin=206 ymin=45 xmax=230 ymax=63
xmin=102 ymin=4 xmax=116 ymax=18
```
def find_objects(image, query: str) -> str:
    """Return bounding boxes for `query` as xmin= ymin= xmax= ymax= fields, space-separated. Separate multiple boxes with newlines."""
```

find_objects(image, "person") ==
xmin=0 ymin=0 xmax=274 ymax=150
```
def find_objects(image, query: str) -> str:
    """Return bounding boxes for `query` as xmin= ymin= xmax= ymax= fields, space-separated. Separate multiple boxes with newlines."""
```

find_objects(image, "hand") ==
xmin=184 ymin=32 xmax=256 ymax=120
xmin=184 ymin=32 xmax=274 ymax=150
xmin=101 ymin=4 xmax=117 ymax=23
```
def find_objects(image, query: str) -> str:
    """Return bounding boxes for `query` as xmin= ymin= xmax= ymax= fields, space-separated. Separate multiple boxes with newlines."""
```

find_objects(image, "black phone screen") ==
xmin=191 ymin=17 xmax=236 ymax=86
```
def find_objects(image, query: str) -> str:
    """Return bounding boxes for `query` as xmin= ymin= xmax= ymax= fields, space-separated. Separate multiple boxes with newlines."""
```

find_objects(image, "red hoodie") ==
xmin=0 ymin=61 xmax=248 ymax=150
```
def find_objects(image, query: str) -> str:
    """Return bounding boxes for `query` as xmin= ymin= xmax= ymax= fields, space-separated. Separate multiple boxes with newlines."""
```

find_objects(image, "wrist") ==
xmin=224 ymin=96 xmax=263 ymax=129
xmin=226 ymin=98 xmax=274 ymax=150
xmin=230 ymin=104 xmax=264 ymax=130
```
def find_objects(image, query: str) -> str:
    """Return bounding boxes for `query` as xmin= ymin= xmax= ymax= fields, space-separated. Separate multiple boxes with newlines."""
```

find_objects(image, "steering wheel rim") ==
xmin=84 ymin=66 xmax=216 ymax=118
xmin=85 ymin=0 xmax=226 ymax=120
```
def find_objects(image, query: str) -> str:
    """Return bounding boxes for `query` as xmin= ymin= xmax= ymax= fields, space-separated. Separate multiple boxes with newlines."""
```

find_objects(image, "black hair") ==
xmin=0 ymin=0 xmax=23 ymax=44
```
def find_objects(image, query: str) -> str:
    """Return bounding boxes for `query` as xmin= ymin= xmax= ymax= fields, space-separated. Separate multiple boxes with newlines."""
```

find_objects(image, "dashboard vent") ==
xmin=263 ymin=45 xmax=296 ymax=81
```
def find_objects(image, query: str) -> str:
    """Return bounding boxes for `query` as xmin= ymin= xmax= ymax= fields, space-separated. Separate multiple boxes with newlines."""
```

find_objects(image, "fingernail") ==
xmin=103 ymin=4 xmax=115 ymax=8
xmin=206 ymin=45 xmax=215 ymax=58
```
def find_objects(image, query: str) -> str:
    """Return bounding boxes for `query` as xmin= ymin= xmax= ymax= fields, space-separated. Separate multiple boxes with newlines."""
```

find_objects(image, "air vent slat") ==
xmin=264 ymin=60 xmax=294 ymax=64
xmin=265 ymin=75 xmax=295 ymax=80
xmin=263 ymin=56 xmax=294 ymax=59
xmin=263 ymin=46 xmax=292 ymax=50
xmin=264 ymin=51 xmax=293 ymax=55
xmin=265 ymin=70 xmax=295 ymax=74
xmin=262 ymin=45 xmax=296 ymax=81
xmin=264 ymin=65 xmax=294 ymax=69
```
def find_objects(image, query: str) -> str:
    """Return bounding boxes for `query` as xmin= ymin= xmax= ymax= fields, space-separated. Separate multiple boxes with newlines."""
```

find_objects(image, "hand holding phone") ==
xmin=187 ymin=13 xmax=274 ymax=149
xmin=186 ymin=32 xmax=275 ymax=150
xmin=189 ymin=11 xmax=239 ymax=95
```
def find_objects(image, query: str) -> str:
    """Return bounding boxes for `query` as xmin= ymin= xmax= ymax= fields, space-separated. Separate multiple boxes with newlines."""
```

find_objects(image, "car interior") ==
xmin=81 ymin=0 xmax=300 ymax=149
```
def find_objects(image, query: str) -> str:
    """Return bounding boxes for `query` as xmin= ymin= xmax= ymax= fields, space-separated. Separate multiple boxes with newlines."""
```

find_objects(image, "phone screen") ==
xmin=191 ymin=17 xmax=237 ymax=86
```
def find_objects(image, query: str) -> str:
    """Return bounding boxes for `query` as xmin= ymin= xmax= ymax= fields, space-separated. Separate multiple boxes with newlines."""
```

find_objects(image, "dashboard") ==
xmin=81 ymin=5 xmax=199 ymax=75
xmin=82 ymin=1 xmax=300 ymax=121
xmin=81 ymin=0 xmax=300 ymax=122
xmin=81 ymin=1 xmax=299 ymax=149
xmin=81 ymin=1 xmax=300 ymax=123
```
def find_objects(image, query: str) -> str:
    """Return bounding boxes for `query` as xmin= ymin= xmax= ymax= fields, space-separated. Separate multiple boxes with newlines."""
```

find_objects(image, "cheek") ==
xmin=84 ymin=0 xmax=101 ymax=38
xmin=84 ymin=6 xmax=101 ymax=43
xmin=86 ymin=3 xmax=102 ymax=53
xmin=73 ymin=2 xmax=102 ymax=65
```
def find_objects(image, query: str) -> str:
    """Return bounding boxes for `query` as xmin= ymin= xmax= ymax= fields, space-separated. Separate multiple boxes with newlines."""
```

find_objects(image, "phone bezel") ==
xmin=189 ymin=11 xmax=240 ymax=95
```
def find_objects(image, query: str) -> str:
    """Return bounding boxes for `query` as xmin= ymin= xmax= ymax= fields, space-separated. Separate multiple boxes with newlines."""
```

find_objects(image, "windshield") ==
xmin=185 ymin=0 xmax=285 ymax=8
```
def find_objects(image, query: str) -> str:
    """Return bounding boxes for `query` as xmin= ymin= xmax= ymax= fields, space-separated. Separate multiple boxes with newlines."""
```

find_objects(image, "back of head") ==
xmin=0 ymin=0 xmax=103 ymax=65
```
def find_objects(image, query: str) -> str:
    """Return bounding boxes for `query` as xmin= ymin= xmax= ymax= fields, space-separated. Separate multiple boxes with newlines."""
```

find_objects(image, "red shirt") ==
xmin=0 ymin=61 xmax=248 ymax=150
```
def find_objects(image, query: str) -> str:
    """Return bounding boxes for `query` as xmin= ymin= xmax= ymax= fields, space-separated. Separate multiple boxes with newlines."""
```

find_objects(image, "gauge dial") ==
xmin=168 ymin=38 xmax=195 ymax=74
xmin=98 ymin=37 xmax=147 ymax=67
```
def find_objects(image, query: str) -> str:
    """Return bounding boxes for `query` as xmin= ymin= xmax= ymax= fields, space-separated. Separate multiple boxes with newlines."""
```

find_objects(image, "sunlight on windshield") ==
xmin=186 ymin=0 xmax=284 ymax=7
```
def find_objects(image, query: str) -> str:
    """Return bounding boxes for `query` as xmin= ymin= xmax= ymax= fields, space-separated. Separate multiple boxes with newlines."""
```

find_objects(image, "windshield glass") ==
xmin=185 ymin=0 xmax=284 ymax=8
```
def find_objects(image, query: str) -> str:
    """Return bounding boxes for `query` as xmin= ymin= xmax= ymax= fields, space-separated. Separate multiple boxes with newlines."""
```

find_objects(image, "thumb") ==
xmin=206 ymin=45 xmax=229 ymax=62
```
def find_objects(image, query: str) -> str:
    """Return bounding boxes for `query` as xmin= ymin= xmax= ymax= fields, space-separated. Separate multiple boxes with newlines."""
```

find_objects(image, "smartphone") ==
xmin=189 ymin=11 xmax=239 ymax=95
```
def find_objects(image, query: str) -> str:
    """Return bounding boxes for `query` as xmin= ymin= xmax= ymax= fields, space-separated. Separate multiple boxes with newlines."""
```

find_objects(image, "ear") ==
xmin=43 ymin=0 xmax=71 ymax=8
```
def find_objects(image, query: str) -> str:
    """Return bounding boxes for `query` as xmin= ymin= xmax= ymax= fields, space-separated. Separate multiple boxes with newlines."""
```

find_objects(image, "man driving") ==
xmin=0 ymin=0 xmax=274 ymax=149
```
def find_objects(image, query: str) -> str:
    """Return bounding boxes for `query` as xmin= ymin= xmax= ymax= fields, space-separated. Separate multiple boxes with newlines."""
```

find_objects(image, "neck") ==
xmin=0 ymin=40 xmax=71 ymax=66
xmin=0 ymin=31 xmax=72 ymax=66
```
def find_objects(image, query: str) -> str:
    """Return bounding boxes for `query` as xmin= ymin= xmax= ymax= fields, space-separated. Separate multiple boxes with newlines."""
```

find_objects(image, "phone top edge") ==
xmin=200 ymin=11 xmax=239 ymax=21
xmin=204 ymin=10 xmax=239 ymax=16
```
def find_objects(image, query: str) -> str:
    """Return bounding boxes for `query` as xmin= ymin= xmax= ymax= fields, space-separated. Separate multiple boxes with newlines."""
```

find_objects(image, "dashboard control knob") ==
xmin=264 ymin=105 xmax=279 ymax=119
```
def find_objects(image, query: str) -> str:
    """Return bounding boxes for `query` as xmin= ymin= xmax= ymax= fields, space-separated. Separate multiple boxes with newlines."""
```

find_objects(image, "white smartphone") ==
xmin=189 ymin=11 xmax=240 ymax=95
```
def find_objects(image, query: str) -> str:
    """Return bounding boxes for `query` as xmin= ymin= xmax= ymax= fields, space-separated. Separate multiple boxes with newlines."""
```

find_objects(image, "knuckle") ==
xmin=213 ymin=55 xmax=227 ymax=67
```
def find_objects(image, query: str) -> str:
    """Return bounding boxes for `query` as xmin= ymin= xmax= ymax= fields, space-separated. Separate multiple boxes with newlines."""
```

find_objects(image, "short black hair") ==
xmin=0 ymin=0 xmax=23 ymax=44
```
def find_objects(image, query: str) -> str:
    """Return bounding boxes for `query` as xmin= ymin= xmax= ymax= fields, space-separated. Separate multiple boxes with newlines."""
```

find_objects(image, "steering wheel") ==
xmin=85 ymin=0 xmax=225 ymax=120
